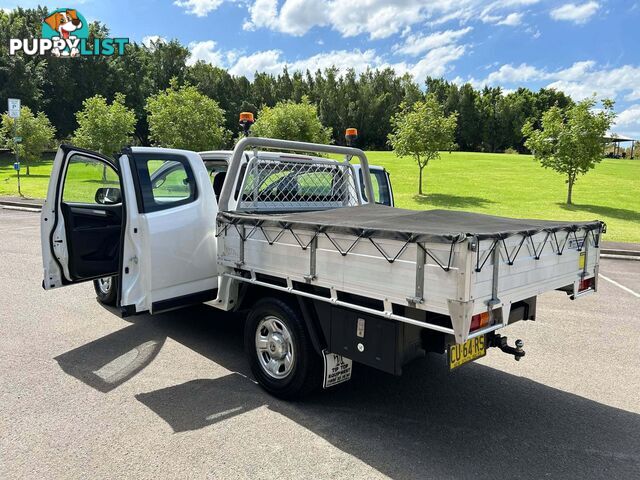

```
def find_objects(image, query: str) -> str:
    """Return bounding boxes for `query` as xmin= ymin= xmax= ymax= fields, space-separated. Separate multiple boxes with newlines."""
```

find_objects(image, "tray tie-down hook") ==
xmin=488 ymin=333 xmax=525 ymax=361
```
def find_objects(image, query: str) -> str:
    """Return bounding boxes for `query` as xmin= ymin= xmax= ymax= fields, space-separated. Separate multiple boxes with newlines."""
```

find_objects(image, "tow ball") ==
xmin=489 ymin=333 xmax=525 ymax=361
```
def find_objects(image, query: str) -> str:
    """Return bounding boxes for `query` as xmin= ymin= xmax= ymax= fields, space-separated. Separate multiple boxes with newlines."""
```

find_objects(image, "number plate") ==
xmin=449 ymin=336 xmax=486 ymax=370
xmin=322 ymin=350 xmax=352 ymax=388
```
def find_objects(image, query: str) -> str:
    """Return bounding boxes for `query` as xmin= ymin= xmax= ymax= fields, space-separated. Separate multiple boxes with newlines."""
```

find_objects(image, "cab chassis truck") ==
xmin=41 ymin=137 xmax=604 ymax=398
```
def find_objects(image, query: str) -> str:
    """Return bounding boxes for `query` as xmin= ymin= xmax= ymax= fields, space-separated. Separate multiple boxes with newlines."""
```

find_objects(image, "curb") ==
xmin=601 ymin=253 xmax=640 ymax=261
xmin=601 ymin=249 xmax=639 ymax=257
xmin=2 ymin=205 xmax=41 ymax=213
xmin=0 ymin=199 xmax=43 ymax=210
xmin=2 ymin=198 xmax=640 ymax=260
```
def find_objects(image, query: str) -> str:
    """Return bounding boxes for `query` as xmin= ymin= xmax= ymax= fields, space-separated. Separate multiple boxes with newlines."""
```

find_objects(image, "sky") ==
xmin=3 ymin=0 xmax=640 ymax=137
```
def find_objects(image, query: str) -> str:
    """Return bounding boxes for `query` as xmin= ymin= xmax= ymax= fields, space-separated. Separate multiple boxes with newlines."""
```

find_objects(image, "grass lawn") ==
xmin=365 ymin=151 xmax=639 ymax=243
xmin=0 ymin=154 xmax=56 ymax=199
xmin=1 ymin=151 xmax=638 ymax=243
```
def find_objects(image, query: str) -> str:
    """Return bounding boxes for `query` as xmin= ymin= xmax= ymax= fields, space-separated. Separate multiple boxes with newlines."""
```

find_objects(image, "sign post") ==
xmin=8 ymin=98 xmax=20 ymax=118
xmin=8 ymin=99 xmax=21 ymax=196
xmin=13 ymin=162 xmax=20 ymax=195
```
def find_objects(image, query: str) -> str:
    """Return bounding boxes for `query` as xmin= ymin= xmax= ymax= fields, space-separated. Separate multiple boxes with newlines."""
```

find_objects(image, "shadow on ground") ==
xmin=413 ymin=193 xmax=493 ymax=209
xmin=55 ymin=304 xmax=640 ymax=479
xmin=559 ymin=202 xmax=640 ymax=223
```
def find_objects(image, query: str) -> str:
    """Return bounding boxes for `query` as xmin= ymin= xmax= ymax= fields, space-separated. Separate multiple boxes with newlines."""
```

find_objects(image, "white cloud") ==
xmin=550 ymin=1 xmax=599 ymax=24
xmin=466 ymin=61 xmax=640 ymax=137
xmin=142 ymin=35 xmax=167 ymax=48
xmin=288 ymin=49 xmax=381 ymax=73
xmin=526 ymin=27 xmax=541 ymax=38
xmin=242 ymin=0 xmax=536 ymax=39
xmin=489 ymin=0 xmax=539 ymax=6
xmin=392 ymin=27 xmax=472 ymax=57
xmin=244 ymin=0 xmax=328 ymax=35
xmin=174 ymin=0 xmax=224 ymax=17
xmin=497 ymin=12 xmax=523 ymax=25
xmin=279 ymin=0 xmax=329 ymax=35
xmin=612 ymin=104 xmax=640 ymax=138
xmin=615 ymin=105 xmax=640 ymax=126
xmin=188 ymin=40 xmax=224 ymax=66
xmin=329 ymin=1 xmax=426 ymax=39
xmin=228 ymin=49 xmax=384 ymax=78
xmin=550 ymin=60 xmax=595 ymax=81
xmin=474 ymin=61 xmax=640 ymax=104
xmin=479 ymin=0 xmax=536 ymax=24
xmin=546 ymin=64 xmax=640 ymax=101
xmin=404 ymin=44 xmax=467 ymax=80
xmin=480 ymin=13 xmax=502 ymax=23
xmin=225 ymin=44 xmax=465 ymax=83
xmin=244 ymin=0 xmax=277 ymax=30
xmin=228 ymin=50 xmax=284 ymax=77
xmin=484 ymin=63 xmax=544 ymax=84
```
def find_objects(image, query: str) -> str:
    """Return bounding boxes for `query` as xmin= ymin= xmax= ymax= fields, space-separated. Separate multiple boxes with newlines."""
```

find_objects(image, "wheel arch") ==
xmin=237 ymin=284 xmax=328 ymax=355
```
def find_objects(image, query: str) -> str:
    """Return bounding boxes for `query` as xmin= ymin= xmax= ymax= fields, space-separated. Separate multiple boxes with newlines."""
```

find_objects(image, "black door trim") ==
xmin=49 ymin=145 xmax=121 ymax=286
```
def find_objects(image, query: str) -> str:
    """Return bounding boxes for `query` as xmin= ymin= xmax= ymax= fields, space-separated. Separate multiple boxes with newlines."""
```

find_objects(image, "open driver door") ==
xmin=41 ymin=145 xmax=218 ymax=314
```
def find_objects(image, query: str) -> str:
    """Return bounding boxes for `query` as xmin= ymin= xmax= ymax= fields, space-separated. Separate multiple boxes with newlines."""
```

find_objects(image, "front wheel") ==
xmin=245 ymin=297 xmax=322 ymax=399
xmin=93 ymin=276 xmax=118 ymax=306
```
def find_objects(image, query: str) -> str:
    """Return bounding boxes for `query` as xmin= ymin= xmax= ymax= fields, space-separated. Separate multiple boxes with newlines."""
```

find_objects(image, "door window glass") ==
xmin=148 ymin=160 xmax=193 ymax=203
xmin=371 ymin=170 xmax=392 ymax=206
xmin=358 ymin=169 xmax=391 ymax=206
xmin=62 ymin=154 xmax=119 ymax=204
xmin=134 ymin=154 xmax=197 ymax=212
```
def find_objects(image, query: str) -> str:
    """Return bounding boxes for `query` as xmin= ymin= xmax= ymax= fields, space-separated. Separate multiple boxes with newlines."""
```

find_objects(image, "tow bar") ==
xmin=488 ymin=333 xmax=525 ymax=361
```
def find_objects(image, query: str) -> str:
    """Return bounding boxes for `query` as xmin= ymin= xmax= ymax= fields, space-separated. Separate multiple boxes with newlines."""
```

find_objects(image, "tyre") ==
xmin=245 ymin=297 xmax=323 ymax=399
xmin=93 ymin=276 xmax=118 ymax=306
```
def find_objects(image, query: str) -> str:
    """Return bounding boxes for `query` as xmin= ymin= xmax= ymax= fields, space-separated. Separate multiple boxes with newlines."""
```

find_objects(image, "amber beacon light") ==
xmin=239 ymin=111 xmax=255 ymax=136
xmin=345 ymin=128 xmax=358 ymax=146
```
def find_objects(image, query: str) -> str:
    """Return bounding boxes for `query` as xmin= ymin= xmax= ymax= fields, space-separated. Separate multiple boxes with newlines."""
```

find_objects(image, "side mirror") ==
xmin=95 ymin=187 xmax=122 ymax=205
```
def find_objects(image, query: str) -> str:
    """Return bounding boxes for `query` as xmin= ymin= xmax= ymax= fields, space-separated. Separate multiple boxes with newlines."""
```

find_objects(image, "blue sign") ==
xmin=13 ymin=162 xmax=20 ymax=171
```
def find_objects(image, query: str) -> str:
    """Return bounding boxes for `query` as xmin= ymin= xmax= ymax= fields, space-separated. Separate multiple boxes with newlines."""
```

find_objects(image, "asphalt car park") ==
xmin=1 ymin=208 xmax=639 ymax=479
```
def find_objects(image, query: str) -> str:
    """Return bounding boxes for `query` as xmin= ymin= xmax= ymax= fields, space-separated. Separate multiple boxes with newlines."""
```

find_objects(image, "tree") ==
xmin=109 ymin=42 xmax=154 ymax=144
xmin=0 ymin=8 xmax=613 ymax=153
xmin=388 ymin=95 xmax=458 ymax=195
xmin=147 ymin=40 xmax=190 ymax=92
xmin=146 ymin=79 xmax=228 ymax=150
xmin=1 ymin=106 xmax=55 ymax=175
xmin=72 ymin=93 xmax=136 ymax=155
xmin=186 ymin=61 xmax=253 ymax=136
xmin=251 ymin=97 xmax=331 ymax=144
xmin=0 ymin=8 xmax=48 ymax=115
xmin=523 ymin=97 xmax=615 ymax=205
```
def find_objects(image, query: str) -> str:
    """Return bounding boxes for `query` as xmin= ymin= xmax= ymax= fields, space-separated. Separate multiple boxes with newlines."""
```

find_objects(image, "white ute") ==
xmin=41 ymin=138 xmax=604 ymax=398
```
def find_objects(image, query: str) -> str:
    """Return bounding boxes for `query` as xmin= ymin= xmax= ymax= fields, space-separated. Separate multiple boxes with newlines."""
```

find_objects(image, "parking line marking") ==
xmin=599 ymin=274 xmax=640 ymax=298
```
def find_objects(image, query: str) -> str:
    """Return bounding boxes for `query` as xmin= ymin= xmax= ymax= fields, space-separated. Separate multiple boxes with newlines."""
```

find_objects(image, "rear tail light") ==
xmin=578 ymin=277 xmax=595 ymax=292
xmin=470 ymin=311 xmax=491 ymax=332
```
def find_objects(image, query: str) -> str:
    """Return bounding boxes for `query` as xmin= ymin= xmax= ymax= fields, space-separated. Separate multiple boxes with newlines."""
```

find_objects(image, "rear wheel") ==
xmin=93 ymin=276 xmax=118 ymax=306
xmin=245 ymin=297 xmax=322 ymax=399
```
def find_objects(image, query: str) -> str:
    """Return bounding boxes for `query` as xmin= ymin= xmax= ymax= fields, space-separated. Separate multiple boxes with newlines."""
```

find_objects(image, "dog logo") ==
xmin=42 ymin=8 xmax=87 ymax=57
xmin=9 ymin=7 xmax=129 ymax=57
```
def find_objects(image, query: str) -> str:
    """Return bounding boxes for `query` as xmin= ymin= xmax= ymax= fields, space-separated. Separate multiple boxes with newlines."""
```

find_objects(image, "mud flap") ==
xmin=322 ymin=350 xmax=352 ymax=388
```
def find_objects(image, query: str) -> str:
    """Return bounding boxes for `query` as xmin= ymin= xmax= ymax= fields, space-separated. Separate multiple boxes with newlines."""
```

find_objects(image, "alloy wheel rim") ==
xmin=97 ymin=277 xmax=112 ymax=295
xmin=255 ymin=315 xmax=295 ymax=379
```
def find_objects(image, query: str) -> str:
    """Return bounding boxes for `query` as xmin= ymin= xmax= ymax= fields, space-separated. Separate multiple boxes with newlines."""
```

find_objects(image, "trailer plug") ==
xmin=489 ymin=334 xmax=525 ymax=361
